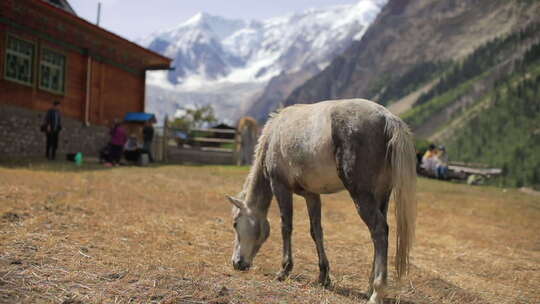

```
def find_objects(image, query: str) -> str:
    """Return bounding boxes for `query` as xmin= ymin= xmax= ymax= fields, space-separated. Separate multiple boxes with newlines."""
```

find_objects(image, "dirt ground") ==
xmin=0 ymin=160 xmax=539 ymax=304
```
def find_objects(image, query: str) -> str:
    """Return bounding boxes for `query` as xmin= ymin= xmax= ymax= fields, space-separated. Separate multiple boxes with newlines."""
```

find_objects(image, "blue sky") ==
xmin=69 ymin=0 xmax=360 ymax=41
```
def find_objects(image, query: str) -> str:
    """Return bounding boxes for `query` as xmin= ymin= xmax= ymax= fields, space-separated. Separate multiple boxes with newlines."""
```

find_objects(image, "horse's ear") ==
xmin=226 ymin=195 xmax=245 ymax=210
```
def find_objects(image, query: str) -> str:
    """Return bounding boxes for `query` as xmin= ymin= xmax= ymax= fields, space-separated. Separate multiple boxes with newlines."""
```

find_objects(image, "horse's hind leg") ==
xmin=334 ymin=145 xmax=388 ymax=302
xmin=333 ymin=116 xmax=390 ymax=303
xmin=271 ymin=180 xmax=294 ymax=281
xmin=351 ymin=191 xmax=389 ymax=304
xmin=366 ymin=191 xmax=391 ymax=300
xmin=303 ymin=193 xmax=331 ymax=287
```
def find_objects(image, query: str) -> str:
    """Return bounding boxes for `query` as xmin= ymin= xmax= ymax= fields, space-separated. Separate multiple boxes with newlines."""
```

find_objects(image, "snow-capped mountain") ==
xmin=141 ymin=0 xmax=387 ymax=123
xmin=141 ymin=13 xmax=249 ymax=85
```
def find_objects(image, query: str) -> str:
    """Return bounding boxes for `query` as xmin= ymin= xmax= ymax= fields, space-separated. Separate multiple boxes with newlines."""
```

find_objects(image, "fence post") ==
xmin=152 ymin=132 xmax=160 ymax=162
xmin=234 ymin=129 xmax=241 ymax=166
xmin=163 ymin=115 xmax=169 ymax=163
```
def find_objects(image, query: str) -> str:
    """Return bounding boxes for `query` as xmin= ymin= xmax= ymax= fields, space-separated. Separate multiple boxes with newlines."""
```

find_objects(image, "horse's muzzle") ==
xmin=233 ymin=260 xmax=251 ymax=271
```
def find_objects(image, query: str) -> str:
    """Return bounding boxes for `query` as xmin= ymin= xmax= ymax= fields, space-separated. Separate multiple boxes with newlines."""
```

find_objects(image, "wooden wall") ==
xmin=89 ymin=60 xmax=145 ymax=126
xmin=0 ymin=25 xmax=146 ymax=127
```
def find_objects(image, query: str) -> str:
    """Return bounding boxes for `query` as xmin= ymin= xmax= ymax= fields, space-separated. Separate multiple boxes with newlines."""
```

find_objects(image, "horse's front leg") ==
xmin=272 ymin=181 xmax=294 ymax=281
xmin=304 ymin=193 xmax=331 ymax=287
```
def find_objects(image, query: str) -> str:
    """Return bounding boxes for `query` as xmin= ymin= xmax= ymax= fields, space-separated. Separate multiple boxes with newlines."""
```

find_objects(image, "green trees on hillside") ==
xmin=447 ymin=73 xmax=540 ymax=188
xmin=401 ymin=23 xmax=540 ymax=132
xmin=415 ymin=23 xmax=540 ymax=106
xmin=368 ymin=23 xmax=540 ymax=109
xmin=375 ymin=61 xmax=448 ymax=104
xmin=515 ymin=39 xmax=540 ymax=71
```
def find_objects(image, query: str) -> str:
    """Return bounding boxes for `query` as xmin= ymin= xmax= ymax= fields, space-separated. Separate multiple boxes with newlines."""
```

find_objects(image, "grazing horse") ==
xmin=227 ymin=99 xmax=416 ymax=304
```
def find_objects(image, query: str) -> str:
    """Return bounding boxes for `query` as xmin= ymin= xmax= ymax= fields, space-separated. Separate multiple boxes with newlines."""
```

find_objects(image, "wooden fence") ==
xmin=152 ymin=117 xmax=259 ymax=165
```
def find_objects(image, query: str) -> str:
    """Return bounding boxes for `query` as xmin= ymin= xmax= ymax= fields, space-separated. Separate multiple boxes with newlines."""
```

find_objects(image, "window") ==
xmin=39 ymin=48 xmax=66 ymax=94
xmin=4 ymin=35 xmax=35 ymax=85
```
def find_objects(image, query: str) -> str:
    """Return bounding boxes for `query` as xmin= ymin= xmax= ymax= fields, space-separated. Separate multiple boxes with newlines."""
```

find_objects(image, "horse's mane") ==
xmin=238 ymin=108 xmax=288 ymax=199
xmin=238 ymin=104 xmax=310 ymax=201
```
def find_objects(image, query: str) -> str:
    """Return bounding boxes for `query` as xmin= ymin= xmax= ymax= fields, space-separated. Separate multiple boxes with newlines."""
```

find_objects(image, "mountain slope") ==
xmin=245 ymin=65 xmax=320 ymax=122
xmin=284 ymin=0 xmax=540 ymax=107
xmin=400 ymin=23 xmax=540 ymax=138
xmin=282 ymin=0 xmax=540 ymax=187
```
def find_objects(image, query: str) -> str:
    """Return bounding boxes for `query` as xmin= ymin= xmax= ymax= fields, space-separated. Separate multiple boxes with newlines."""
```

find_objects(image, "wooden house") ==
xmin=0 ymin=0 xmax=172 ymax=156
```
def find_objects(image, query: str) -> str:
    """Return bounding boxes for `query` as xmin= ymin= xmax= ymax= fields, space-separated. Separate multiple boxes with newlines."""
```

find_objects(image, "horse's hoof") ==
xmin=319 ymin=277 xmax=331 ymax=289
xmin=367 ymin=291 xmax=383 ymax=304
xmin=275 ymin=271 xmax=289 ymax=281
xmin=366 ymin=287 xmax=374 ymax=299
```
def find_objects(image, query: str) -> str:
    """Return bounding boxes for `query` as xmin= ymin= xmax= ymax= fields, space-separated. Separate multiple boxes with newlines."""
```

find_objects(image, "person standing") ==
xmin=107 ymin=119 xmax=127 ymax=166
xmin=142 ymin=120 xmax=155 ymax=162
xmin=42 ymin=100 xmax=62 ymax=160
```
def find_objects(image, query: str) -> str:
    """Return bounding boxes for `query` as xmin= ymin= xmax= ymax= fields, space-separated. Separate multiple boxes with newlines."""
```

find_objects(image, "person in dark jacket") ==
xmin=42 ymin=101 xmax=62 ymax=160
xmin=142 ymin=120 xmax=155 ymax=162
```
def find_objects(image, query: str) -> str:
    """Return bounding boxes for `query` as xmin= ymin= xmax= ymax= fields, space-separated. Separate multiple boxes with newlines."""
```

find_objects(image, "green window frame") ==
xmin=4 ymin=35 xmax=35 ymax=86
xmin=39 ymin=48 xmax=66 ymax=94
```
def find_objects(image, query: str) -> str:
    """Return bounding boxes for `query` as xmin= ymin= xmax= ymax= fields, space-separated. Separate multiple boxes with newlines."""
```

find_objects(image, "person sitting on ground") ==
xmin=124 ymin=135 xmax=141 ymax=163
xmin=421 ymin=144 xmax=438 ymax=177
xmin=99 ymin=144 xmax=111 ymax=164
xmin=415 ymin=148 xmax=423 ymax=173
xmin=435 ymin=145 xmax=449 ymax=180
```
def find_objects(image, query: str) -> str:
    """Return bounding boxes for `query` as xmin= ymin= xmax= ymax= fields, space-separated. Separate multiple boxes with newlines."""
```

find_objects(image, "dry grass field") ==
xmin=1 ymin=160 xmax=539 ymax=304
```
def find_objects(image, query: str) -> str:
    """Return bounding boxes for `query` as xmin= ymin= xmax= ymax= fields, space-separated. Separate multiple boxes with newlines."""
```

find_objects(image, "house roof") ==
xmin=212 ymin=123 xmax=236 ymax=130
xmin=42 ymin=0 xmax=76 ymax=15
xmin=30 ymin=0 xmax=171 ymax=70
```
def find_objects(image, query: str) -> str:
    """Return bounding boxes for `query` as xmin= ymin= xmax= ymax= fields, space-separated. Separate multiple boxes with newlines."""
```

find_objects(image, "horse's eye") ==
xmin=233 ymin=222 xmax=237 ymax=229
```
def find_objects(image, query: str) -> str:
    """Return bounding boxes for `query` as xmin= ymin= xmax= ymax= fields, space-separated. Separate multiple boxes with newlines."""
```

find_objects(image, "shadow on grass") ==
xmin=0 ymin=157 xmax=249 ymax=173
xmin=284 ymin=274 xmax=417 ymax=304
xmin=0 ymin=156 xmax=111 ymax=172
xmin=330 ymin=285 xmax=416 ymax=304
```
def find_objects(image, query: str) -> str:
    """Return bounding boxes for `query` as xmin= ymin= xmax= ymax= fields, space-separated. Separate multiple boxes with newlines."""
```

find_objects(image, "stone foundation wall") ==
xmin=0 ymin=105 xmax=109 ymax=159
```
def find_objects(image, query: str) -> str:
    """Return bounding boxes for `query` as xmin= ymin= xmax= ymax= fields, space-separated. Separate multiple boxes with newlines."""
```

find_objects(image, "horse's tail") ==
xmin=385 ymin=114 xmax=417 ymax=280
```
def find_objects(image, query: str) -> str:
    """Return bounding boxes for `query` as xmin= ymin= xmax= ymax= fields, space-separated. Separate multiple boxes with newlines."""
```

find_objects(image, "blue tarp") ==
xmin=124 ymin=112 xmax=156 ymax=123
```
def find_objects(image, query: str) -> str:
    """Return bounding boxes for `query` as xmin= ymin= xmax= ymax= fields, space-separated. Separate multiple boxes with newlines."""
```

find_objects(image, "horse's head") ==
xmin=227 ymin=195 xmax=270 ymax=271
